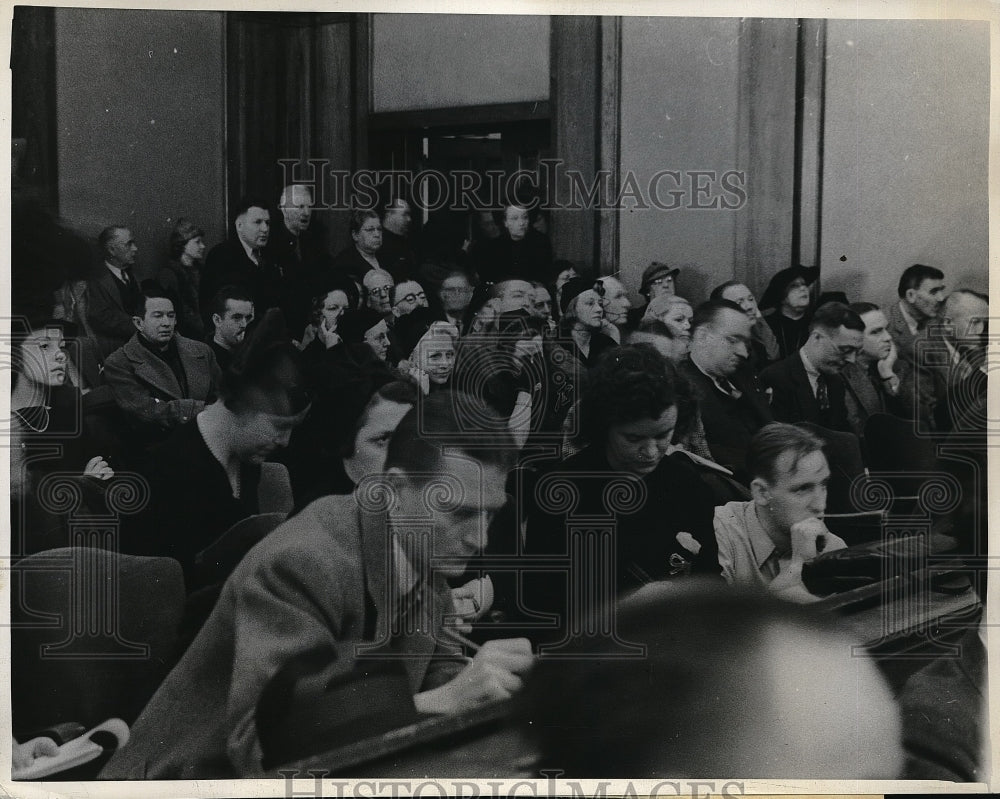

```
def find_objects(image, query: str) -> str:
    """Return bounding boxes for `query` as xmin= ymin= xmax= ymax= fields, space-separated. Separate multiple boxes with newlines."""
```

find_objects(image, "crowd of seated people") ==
xmin=8 ymin=180 xmax=988 ymax=781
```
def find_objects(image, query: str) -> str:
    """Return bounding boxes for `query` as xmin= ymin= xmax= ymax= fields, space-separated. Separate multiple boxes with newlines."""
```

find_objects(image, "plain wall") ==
xmin=372 ymin=14 xmax=550 ymax=112
xmin=819 ymin=19 xmax=990 ymax=306
xmin=55 ymin=8 xmax=227 ymax=281
xmin=617 ymin=17 xmax=743 ymax=306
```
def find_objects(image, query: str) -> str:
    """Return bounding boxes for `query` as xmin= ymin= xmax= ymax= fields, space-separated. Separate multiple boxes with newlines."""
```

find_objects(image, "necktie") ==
xmin=715 ymin=378 xmax=742 ymax=400
xmin=816 ymin=374 xmax=830 ymax=411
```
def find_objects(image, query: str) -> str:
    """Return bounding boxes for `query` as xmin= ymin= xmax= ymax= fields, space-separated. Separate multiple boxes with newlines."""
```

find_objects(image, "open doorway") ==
xmin=369 ymin=116 xmax=551 ymax=258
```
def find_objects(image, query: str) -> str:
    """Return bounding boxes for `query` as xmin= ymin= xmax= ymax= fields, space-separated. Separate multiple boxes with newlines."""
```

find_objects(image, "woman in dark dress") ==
xmin=157 ymin=218 xmax=207 ymax=340
xmin=760 ymin=265 xmax=818 ymax=360
xmin=10 ymin=322 xmax=114 ymax=556
xmin=519 ymin=344 xmax=720 ymax=647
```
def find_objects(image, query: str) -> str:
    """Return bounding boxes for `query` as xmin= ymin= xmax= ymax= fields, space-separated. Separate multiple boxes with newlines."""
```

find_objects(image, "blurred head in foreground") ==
xmin=521 ymin=582 xmax=903 ymax=779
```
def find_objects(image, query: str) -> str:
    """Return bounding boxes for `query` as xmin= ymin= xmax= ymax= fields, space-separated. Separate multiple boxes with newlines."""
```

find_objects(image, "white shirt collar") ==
xmin=798 ymin=347 xmax=821 ymax=395
xmin=105 ymin=262 xmax=125 ymax=281
xmin=239 ymin=238 xmax=259 ymax=264
xmin=390 ymin=535 xmax=421 ymax=598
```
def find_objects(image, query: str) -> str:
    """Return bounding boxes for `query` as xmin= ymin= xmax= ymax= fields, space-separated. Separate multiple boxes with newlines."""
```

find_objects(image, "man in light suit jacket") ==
xmin=102 ymin=286 xmax=220 ymax=445
xmin=759 ymin=302 xmax=865 ymax=433
xmin=99 ymin=392 xmax=532 ymax=779
xmin=86 ymin=226 xmax=142 ymax=361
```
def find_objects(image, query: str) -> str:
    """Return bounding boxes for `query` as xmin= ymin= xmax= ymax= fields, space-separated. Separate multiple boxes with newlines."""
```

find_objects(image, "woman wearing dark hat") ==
xmin=392 ymin=307 xmax=459 ymax=393
xmin=639 ymin=261 xmax=680 ymax=303
xmin=157 ymin=218 xmax=208 ymax=340
xmin=760 ymin=265 xmax=818 ymax=360
xmin=338 ymin=307 xmax=395 ymax=364
xmin=559 ymin=276 xmax=618 ymax=368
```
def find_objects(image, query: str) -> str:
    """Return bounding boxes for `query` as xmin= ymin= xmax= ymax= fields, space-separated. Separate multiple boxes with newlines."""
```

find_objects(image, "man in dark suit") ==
xmin=841 ymin=302 xmax=915 ymax=438
xmin=86 ymin=226 xmax=142 ymax=361
xmin=200 ymin=197 xmax=283 ymax=326
xmin=678 ymin=299 xmax=773 ymax=481
xmin=759 ymin=302 xmax=865 ymax=432
xmin=102 ymin=286 xmax=220 ymax=444
xmin=378 ymin=198 xmax=417 ymax=281
xmin=267 ymin=183 xmax=333 ymax=333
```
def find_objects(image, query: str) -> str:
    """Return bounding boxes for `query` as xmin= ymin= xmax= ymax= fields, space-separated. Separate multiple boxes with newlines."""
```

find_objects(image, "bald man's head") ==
xmin=942 ymin=289 xmax=988 ymax=349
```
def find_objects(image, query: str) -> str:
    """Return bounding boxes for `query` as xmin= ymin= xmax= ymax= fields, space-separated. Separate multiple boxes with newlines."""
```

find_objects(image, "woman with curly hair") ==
xmin=521 ymin=344 xmax=720 ymax=646
xmin=157 ymin=218 xmax=207 ymax=339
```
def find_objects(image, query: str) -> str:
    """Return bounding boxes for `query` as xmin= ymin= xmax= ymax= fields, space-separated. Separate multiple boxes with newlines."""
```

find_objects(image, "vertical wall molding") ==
xmin=598 ymin=16 xmax=622 ymax=276
xmin=550 ymin=15 xmax=600 ymax=272
xmin=733 ymin=18 xmax=800 ymax=295
xmin=795 ymin=18 xmax=827 ymax=276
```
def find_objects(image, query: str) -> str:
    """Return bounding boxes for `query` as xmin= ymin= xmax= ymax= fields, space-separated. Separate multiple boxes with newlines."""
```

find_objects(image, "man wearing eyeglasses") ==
xmin=392 ymin=279 xmax=429 ymax=318
xmin=760 ymin=302 xmax=865 ymax=432
xmin=363 ymin=269 xmax=395 ymax=319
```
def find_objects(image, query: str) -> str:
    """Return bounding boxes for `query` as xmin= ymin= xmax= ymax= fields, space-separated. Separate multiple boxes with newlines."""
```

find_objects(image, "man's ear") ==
xmin=132 ymin=316 xmax=143 ymax=332
xmin=904 ymin=288 xmax=917 ymax=306
xmin=749 ymin=477 xmax=771 ymax=507
xmin=212 ymin=313 xmax=223 ymax=329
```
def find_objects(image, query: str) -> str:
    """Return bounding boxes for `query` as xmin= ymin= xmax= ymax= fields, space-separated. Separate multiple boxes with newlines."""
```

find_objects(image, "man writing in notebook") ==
xmin=100 ymin=391 xmax=532 ymax=779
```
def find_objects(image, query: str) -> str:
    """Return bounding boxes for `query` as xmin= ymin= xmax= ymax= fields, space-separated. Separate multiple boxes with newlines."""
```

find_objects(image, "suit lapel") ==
xmin=127 ymin=339 xmax=183 ymax=399
xmin=357 ymin=505 xmax=438 ymax=693
xmin=176 ymin=337 xmax=208 ymax=399
xmin=98 ymin=269 xmax=128 ymax=312
xmin=844 ymin=366 xmax=881 ymax=418
xmin=789 ymin=356 xmax=820 ymax=419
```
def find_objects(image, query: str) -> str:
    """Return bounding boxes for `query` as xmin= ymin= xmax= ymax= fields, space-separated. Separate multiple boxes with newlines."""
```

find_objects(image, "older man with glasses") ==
xmin=363 ymin=269 xmax=395 ymax=321
xmin=391 ymin=279 xmax=428 ymax=319
xmin=759 ymin=302 xmax=865 ymax=432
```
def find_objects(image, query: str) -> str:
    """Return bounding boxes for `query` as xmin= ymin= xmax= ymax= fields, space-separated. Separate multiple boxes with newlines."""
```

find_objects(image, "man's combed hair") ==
xmin=808 ymin=302 xmax=865 ymax=334
xmin=211 ymin=285 xmax=254 ymax=319
xmin=133 ymin=281 xmax=176 ymax=318
xmin=849 ymin=301 xmax=880 ymax=317
xmin=745 ymin=422 xmax=824 ymax=484
xmin=97 ymin=225 xmax=126 ymax=256
xmin=232 ymin=196 xmax=271 ymax=220
xmin=897 ymin=264 xmax=944 ymax=298
xmin=690 ymin=298 xmax=745 ymax=333
xmin=708 ymin=280 xmax=745 ymax=302
xmin=384 ymin=391 xmax=516 ymax=476
xmin=579 ymin=344 xmax=678 ymax=448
